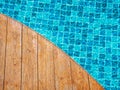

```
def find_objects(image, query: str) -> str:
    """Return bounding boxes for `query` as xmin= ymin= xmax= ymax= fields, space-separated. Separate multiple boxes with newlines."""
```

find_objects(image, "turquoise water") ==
xmin=0 ymin=0 xmax=120 ymax=89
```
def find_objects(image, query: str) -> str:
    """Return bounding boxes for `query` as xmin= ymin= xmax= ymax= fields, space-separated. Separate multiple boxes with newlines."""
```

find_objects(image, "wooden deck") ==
xmin=0 ymin=14 xmax=104 ymax=90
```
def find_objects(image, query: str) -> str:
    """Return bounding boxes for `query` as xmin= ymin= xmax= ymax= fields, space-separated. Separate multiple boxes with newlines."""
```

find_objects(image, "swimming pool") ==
xmin=0 ymin=0 xmax=120 ymax=89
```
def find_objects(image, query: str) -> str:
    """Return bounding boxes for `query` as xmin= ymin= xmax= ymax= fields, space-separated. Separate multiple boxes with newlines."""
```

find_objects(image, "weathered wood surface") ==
xmin=4 ymin=16 xmax=22 ymax=90
xmin=22 ymin=26 xmax=38 ymax=90
xmin=0 ymin=14 xmax=104 ymax=90
xmin=0 ymin=14 xmax=7 ymax=90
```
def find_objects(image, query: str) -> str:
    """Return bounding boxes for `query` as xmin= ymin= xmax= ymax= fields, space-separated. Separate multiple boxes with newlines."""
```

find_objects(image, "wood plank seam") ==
xmin=22 ymin=26 xmax=38 ymax=90
xmin=37 ymin=35 xmax=44 ymax=90
xmin=65 ymin=55 xmax=73 ymax=90
xmin=20 ymin=24 xmax=23 ymax=90
xmin=3 ymin=15 xmax=8 ymax=90
xmin=37 ymin=34 xmax=39 ymax=90
xmin=88 ymin=74 xmax=91 ymax=90
xmin=85 ymin=70 xmax=90 ymax=90
xmin=53 ymin=45 xmax=56 ymax=90
xmin=50 ymin=42 xmax=56 ymax=90
xmin=69 ymin=59 xmax=74 ymax=90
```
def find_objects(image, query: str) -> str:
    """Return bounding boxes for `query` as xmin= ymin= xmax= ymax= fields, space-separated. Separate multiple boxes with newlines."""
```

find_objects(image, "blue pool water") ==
xmin=0 ymin=0 xmax=120 ymax=89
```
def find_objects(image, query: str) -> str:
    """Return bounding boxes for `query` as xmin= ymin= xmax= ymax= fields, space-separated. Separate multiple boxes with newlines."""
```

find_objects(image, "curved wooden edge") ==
xmin=0 ymin=14 xmax=104 ymax=90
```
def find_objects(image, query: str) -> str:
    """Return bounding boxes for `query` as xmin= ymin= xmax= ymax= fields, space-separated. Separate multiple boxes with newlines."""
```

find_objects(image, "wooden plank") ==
xmin=0 ymin=14 xmax=7 ymax=90
xmin=22 ymin=26 xmax=38 ymax=90
xmin=89 ymin=75 xmax=104 ymax=90
xmin=53 ymin=46 xmax=72 ymax=90
xmin=70 ymin=60 xmax=90 ymax=90
xmin=4 ymin=17 xmax=22 ymax=90
xmin=38 ymin=35 xmax=55 ymax=90
xmin=0 ymin=14 xmax=104 ymax=90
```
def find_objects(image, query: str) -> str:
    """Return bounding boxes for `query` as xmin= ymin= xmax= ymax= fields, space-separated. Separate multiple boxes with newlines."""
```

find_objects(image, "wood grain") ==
xmin=38 ymin=35 xmax=55 ymax=90
xmin=0 ymin=14 xmax=104 ymax=90
xmin=22 ymin=26 xmax=38 ymax=90
xmin=0 ymin=14 xmax=7 ymax=90
xmin=4 ymin=17 xmax=22 ymax=90
xmin=89 ymin=75 xmax=104 ymax=90
xmin=53 ymin=46 xmax=73 ymax=90
xmin=70 ymin=60 xmax=90 ymax=90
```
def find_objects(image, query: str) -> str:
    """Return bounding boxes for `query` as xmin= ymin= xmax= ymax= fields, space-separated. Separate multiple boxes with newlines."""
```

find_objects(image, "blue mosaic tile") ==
xmin=0 ymin=0 xmax=120 ymax=89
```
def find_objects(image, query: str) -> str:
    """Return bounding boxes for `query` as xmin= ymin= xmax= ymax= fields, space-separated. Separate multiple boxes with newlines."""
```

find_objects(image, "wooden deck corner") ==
xmin=0 ymin=14 xmax=104 ymax=90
